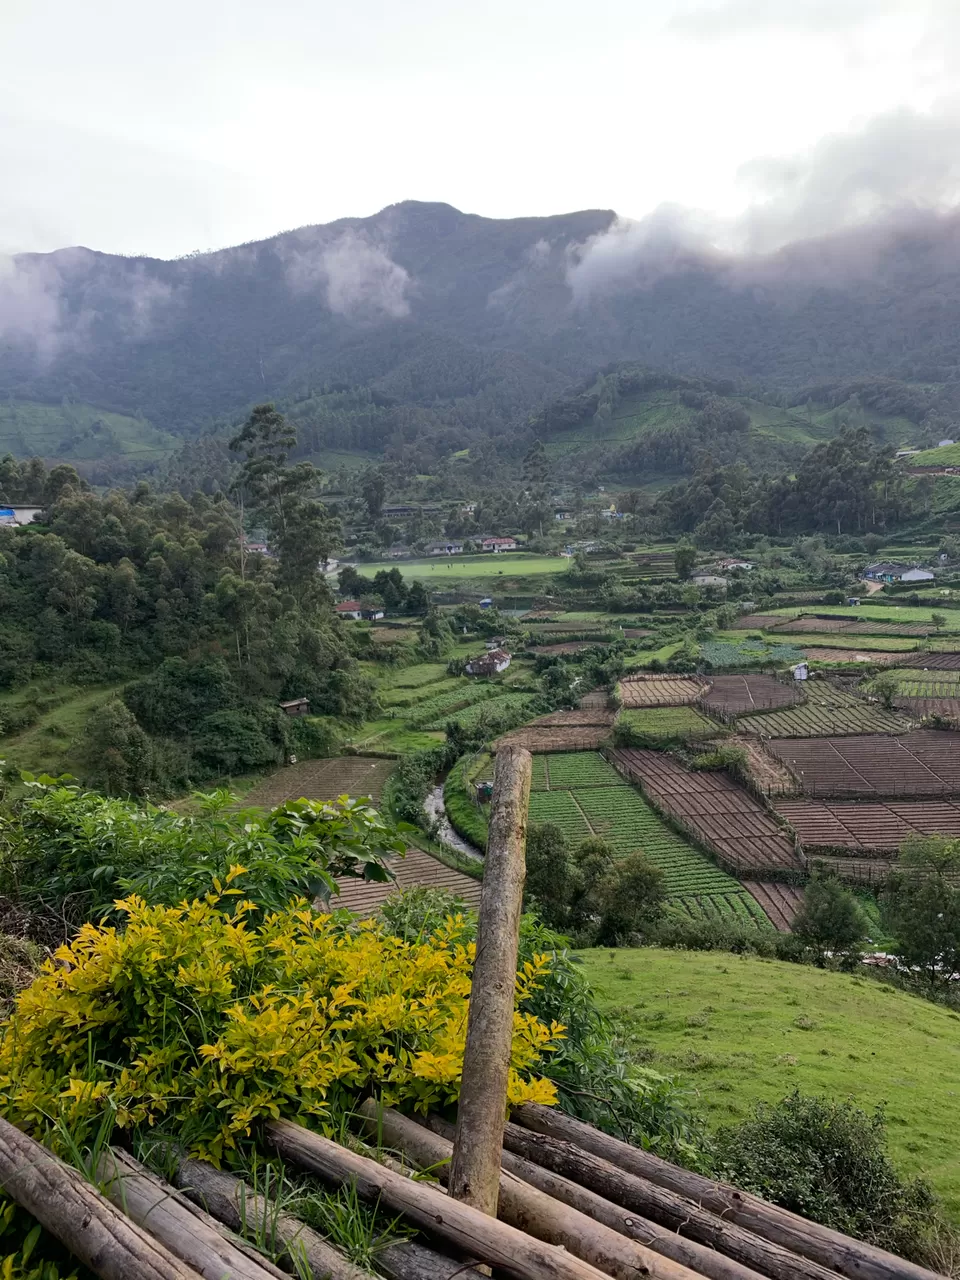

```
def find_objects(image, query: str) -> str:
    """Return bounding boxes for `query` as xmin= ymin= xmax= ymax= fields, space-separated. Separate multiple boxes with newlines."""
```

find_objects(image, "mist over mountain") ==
xmin=3 ymin=199 xmax=960 ymax=450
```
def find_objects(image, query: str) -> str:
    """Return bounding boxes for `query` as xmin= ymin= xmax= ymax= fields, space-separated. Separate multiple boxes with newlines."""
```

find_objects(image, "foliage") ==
xmin=883 ymin=836 xmax=960 ymax=990
xmin=0 ymin=1197 xmax=79 ymax=1280
xmin=791 ymin=877 xmax=867 ymax=961
xmin=0 ymin=896 xmax=561 ymax=1163
xmin=0 ymin=780 xmax=405 ymax=932
xmin=377 ymin=890 xmax=702 ymax=1158
xmin=713 ymin=1091 xmax=936 ymax=1261
xmin=442 ymin=756 xmax=489 ymax=851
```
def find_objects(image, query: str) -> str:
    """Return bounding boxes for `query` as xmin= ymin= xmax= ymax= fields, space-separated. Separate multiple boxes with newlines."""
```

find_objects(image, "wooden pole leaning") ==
xmin=448 ymin=744 xmax=532 ymax=1217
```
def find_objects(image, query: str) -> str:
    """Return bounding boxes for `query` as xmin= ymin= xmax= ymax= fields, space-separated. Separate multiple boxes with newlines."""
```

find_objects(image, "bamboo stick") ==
xmin=449 ymin=745 xmax=532 ymax=1216
xmin=0 ymin=1117 xmax=200 ymax=1280
xmin=357 ymin=1099 xmax=704 ymax=1280
xmin=512 ymin=1105 xmax=944 ymax=1280
xmin=97 ymin=1149 xmax=281 ymax=1280
xmin=265 ymin=1117 xmax=612 ymax=1280
xmin=424 ymin=1113 xmax=768 ymax=1280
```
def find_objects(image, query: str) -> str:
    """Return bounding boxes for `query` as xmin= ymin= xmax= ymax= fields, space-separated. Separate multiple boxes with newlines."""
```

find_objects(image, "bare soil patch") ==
xmin=742 ymin=882 xmax=804 ymax=932
xmin=244 ymin=757 xmax=395 ymax=807
xmin=619 ymin=675 xmax=708 ymax=707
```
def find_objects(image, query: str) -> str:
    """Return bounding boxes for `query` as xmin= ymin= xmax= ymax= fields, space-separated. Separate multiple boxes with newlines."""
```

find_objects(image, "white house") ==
xmin=426 ymin=540 xmax=464 ymax=556
xmin=362 ymin=606 xmax=385 ymax=621
xmin=718 ymin=558 xmax=755 ymax=572
xmin=864 ymin=562 xmax=934 ymax=583
xmin=465 ymin=649 xmax=511 ymax=676
xmin=901 ymin=567 xmax=935 ymax=582
xmin=692 ymin=573 xmax=728 ymax=588
xmin=335 ymin=600 xmax=363 ymax=620
xmin=554 ymin=509 xmax=573 ymax=521
xmin=481 ymin=536 xmax=518 ymax=553
xmin=0 ymin=506 xmax=43 ymax=527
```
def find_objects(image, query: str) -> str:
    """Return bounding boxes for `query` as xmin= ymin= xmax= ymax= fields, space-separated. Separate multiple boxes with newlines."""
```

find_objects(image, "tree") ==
xmin=524 ymin=823 xmax=577 ymax=928
xmin=792 ymin=877 xmax=867 ymax=960
xmin=931 ymin=612 xmax=947 ymax=633
xmin=870 ymin=670 xmax=899 ymax=710
xmin=360 ymin=469 xmax=386 ymax=521
xmin=229 ymin=404 xmax=314 ymax=538
xmin=406 ymin=580 xmax=429 ymax=615
xmin=591 ymin=852 xmax=665 ymax=944
xmin=338 ymin=565 xmax=364 ymax=597
xmin=87 ymin=699 xmax=156 ymax=796
xmin=674 ymin=544 xmax=696 ymax=580
xmin=884 ymin=836 xmax=960 ymax=989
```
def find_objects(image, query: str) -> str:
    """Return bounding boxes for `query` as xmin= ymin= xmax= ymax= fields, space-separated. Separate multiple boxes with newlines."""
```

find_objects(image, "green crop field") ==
xmin=619 ymin=706 xmax=722 ymax=743
xmin=358 ymin=553 xmax=569 ymax=580
xmin=577 ymin=947 xmax=960 ymax=1213
xmin=769 ymin=603 xmax=960 ymax=630
xmin=909 ymin=443 xmax=960 ymax=466
xmin=528 ymin=788 xmax=593 ymax=842
xmin=758 ymin=633 xmax=919 ymax=653
xmin=426 ymin=692 xmax=535 ymax=732
xmin=666 ymin=891 xmax=772 ymax=929
xmin=0 ymin=399 xmax=179 ymax=462
xmin=738 ymin=684 xmax=912 ymax=737
xmin=699 ymin=639 xmax=806 ymax=668
xmin=538 ymin=751 xmax=623 ymax=789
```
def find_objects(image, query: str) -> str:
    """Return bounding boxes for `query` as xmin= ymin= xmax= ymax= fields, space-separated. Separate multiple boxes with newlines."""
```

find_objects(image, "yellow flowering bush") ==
xmin=0 ymin=882 xmax=562 ymax=1162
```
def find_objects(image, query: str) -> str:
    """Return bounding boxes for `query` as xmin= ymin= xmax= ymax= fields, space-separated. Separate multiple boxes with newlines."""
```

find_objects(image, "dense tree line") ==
xmin=0 ymin=408 xmax=376 ymax=794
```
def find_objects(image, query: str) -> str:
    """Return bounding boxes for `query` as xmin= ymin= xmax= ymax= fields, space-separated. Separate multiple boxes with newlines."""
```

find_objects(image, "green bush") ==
xmin=713 ymin=1091 xmax=937 ymax=1262
xmin=443 ymin=756 xmax=489 ymax=851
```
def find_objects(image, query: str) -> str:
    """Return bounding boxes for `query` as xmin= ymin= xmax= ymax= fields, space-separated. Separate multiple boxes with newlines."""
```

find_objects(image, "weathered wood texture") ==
xmin=266 ymin=1117 xmax=611 ymax=1280
xmin=425 ymin=1113 xmax=766 ymax=1280
xmin=360 ymin=1100 xmax=703 ymax=1280
xmin=449 ymin=745 xmax=532 ymax=1217
xmin=499 ymin=1122 xmax=845 ymax=1280
xmin=0 ymin=1117 xmax=200 ymax=1280
xmin=173 ymin=1155 xmax=485 ymax=1280
xmin=513 ymin=1104 xmax=945 ymax=1280
xmin=98 ymin=1149 xmax=281 ymax=1280
xmin=171 ymin=1154 xmax=372 ymax=1280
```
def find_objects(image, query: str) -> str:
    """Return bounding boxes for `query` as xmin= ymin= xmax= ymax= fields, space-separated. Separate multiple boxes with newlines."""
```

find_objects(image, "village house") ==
xmin=362 ymin=606 xmax=385 ymax=621
xmin=554 ymin=509 xmax=573 ymax=521
xmin=717 ymin=558 xmax=755 ymax=572
xmin=480 ymin=535 xmax=518 ymax=552
xmin=425 ymin=540 xmax=464 ymax=556
xmin=335 ymin=599 xmax=363 ymax=620
xmin=385 ymin=544 xmax=410 ymax=559
xmin=863 ymin=563 xmax=935 ymax=583
xmin=279 ymin=697 xmax=310 ymax=717
xmin=0 ymin=506 xmax=43 ymax=528
xmin=465 ymin=649 xmax=511 ymax=676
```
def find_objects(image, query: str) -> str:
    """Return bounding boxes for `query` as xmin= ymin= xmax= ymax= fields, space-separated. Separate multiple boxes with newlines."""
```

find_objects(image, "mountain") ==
xmin=4 ymin=201 xmax=960 ymax=472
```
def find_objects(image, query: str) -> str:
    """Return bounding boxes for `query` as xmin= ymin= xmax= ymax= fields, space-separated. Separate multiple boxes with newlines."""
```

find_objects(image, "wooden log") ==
xmin=0 ymin=1116 xmax=199 ymax=1280
xmin=449 ymin=745 xmax=532 ymax=1217
xmin=266 ymin=1117 xmax=612 ymax=1280
xmin=500 ymin=1121 xmax=852 ymax=1280
xmin=173 ymin=1154 xmax=485 ymax=1280
xmin=98 ymin=1149 xmax=281 ymax=1280
xmin=170 ymin=1154 xmax=372 ymax=1280
xmin=425 ymin=1113 xmax=767 ymax=1280
xmin=357 ymin=1099 xmax=704 ymax=1280
xmin=512 ymin=1105 xmax=943 ymax=1280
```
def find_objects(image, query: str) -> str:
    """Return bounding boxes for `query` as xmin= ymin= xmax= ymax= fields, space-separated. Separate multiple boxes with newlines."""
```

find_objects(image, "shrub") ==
xmin=443 ymin=756 xmax=489 ymax=851
xmin=0 ymin=895 xmax=561 ymax=1163
xmin=713 ymin=1091 xmax=937 ymax=1261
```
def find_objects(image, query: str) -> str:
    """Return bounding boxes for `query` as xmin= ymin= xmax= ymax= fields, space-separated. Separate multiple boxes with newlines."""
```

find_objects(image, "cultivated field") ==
xmin=737 ymin=683 xmax=912 ymax=737
xmin=776 ymin=798 xmax=960 ymax=850
xmin=618 ymin=675 xmax=707 ymax=707
xmin=617 ymin=706 xmax=721 ymax=742
xmin=665 ymin=891 xmax=771 ymax=930
xmin=700 ymin=674 xmax=802 ymax=718
xmin=527 ymin=751 xmax=766 ymax=916
xmin=899 ymin=651 xmax=960 ymax=669
xmin=611 ymin=748 xmax=802 ymax=873
xmin=577 ymin=947 xmax=960 ymax=1211
xmin=332 ymin=848 xmax=482 ymax=915
xmin=244 ymin=756 xmax=395 ymax=807
xmin=742 ymin=882 xmax=804 ymax=931
xmin=770 ymin=614 xmax=931 ymax=637
xmin=895 ymin=696 xmax=960 ymax=720
xmin=768 ymin=730 xmax=960 ymax=797
xmin=801 ymin=647 xmax=906 ymax=665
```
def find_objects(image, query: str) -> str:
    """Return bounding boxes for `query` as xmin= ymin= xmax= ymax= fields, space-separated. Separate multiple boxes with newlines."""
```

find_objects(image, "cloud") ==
xmin=565 ymin=206 xmax=721 ymax=303
xmin=282 ymin=229 xmax=411 ymax=319
xmin=488 ymin=236 xmax=556 ymax=308
xmin=737 ymin=105 xmax=960 ymax=252
xmin=669 ymin=0 xmax=903 ymax=38
xmin=0 ymin=255 xmax=66 ymax=360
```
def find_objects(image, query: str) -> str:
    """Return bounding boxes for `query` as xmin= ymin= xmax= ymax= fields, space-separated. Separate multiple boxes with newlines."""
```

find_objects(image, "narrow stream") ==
xmin=424 ymin=784 xmax=484 ymax=862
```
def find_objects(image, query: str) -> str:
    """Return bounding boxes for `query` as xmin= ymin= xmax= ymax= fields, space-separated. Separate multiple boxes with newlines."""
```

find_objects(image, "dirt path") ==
xmin=726 ymin=735 xmax=797 ymax=794
xmin=860 ymin=578 xmax=885 ymax=595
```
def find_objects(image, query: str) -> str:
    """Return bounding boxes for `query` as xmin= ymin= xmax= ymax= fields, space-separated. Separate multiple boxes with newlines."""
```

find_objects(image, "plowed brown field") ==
xmin=769 ymin=730 xmax=960 ymax=797
xmin=618 ymin=675 xmax=708 ymax=707
xmin=742 ymin=882 xmax=804 ymax=932
xmin=701 ymin=675 xmax=802 ymax=717
xmin=244 ymin=757 xmax=394 ymax=807
xmin=776 ymin=798 xmax=960 ymax=850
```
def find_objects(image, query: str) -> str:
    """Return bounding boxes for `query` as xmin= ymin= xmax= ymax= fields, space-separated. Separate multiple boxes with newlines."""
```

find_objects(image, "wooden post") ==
xmin=449 ymin=744 xmax=532 ymax=1217
xmin=0 ymin=1117 xmax=199 ymax=1280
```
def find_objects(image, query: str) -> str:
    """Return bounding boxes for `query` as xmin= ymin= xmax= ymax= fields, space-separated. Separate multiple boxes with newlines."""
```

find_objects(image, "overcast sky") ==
xmin=4 ymin=0 xmax=960 ymax=259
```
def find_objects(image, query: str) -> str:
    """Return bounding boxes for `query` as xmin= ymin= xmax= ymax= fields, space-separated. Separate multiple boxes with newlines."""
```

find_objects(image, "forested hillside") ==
xmin=4 ymin=202 xmax=960 ymax=482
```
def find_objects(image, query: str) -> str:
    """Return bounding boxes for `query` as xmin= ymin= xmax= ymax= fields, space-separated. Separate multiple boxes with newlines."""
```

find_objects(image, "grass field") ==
xmin=358 ymin=553 xmax=568 ymax=580
xmin=618 ymin=706 xmax=721 ymax=743
xmin=0 ymin=682 xmax=125 ymax=779
xmin=0 ymin=400 xmax=178 ymax=462
xmin=577 ymin=947 xmax=960 ymax=1214
xmin=909 ymin=444 xmax=960 ymax=466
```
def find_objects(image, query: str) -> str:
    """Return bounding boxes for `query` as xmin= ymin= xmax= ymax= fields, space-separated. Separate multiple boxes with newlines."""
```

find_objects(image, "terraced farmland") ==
xmin=776 ymin=798 xmax=960 ymax=851
xmin=666 ymin=891 xmax=773 ymax=931
xmin=701 ymin=674 xmax=802 ymax=718
xmin=617 ymin=706 xmax=721 ymax=743
xmin=611 ymin=748 xmax=802 ymax=874
xmin=618 ymin=675 xmax=707 ymax=707
xmin=742 ymin=882 xmax=804 ymax=932
xmin=526 ymin=751 xmax=762 ymax=907
xmin=899 ymin=651 xmax=960 ymax=669
xmin=768 ymin=730 xmax=960 ymax=797
xmin=769 ymin=614 xmax=931 ymax=637
xmin=426 ymin=692 xmax=535 ymax=731
xmin=738 ymin=684 xmax=912 ymax=737
xmin=244 ymin=756 xmax=395 ymax=806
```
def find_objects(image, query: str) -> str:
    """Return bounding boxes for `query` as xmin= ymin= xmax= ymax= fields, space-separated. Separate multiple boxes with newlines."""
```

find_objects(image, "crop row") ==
xmin=618 ymin=706 xmax=721 ymax=742
xmin=405 ymin=683 xmax=497 ymax=727
xmin=426 ymin=693 xmax=536 ymax=732
xmin=739 ymin=686 xmax=912 ymax=738
xmin=540 ymin=751 xmax=623 ymax=789
xmin=666 ymin=891 xmax=772 ymax=930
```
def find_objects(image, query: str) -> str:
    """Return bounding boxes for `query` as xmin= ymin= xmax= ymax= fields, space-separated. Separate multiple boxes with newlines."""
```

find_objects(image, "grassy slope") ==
xmin=0 ymin=683 xmax=124 ymax=779
xmin=578 ymin=947 xmax=960 ymax=1214
xmin=0 ymin=400 xmax=178 ymax=462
